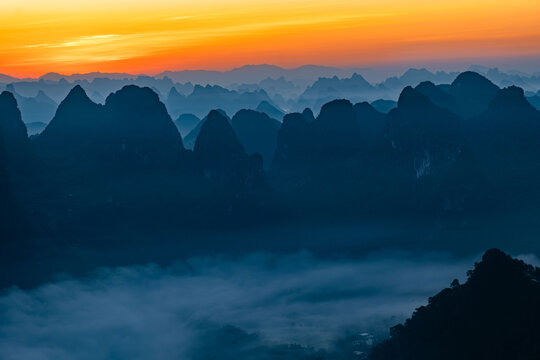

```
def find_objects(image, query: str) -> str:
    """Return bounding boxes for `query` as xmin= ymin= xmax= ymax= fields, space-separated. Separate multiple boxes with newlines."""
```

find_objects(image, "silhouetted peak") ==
xmin=203 ymin=110 xmax=232 ymax=129
xmin=0 ymin=90 xmax=32 ymax=172
xmin=301 ymin=108 xmax=315 ymax=123
xmin=371 ymin=249 xmax=540 ymax=360
xmin=36 ymin=90 xmax=49 ymax=99
xmin=397 ymin=86 xmax=433 ymax=108
xmin=401 ymin=68 xmax=432 ymax=78
xmin=451 ymin=71 xmax=497 ymax=90
xmin=192 ymin=84 xmax=228 ymax=96
xmin=168 ymin=86 xmax=181 ymax=98
xmin=467 ymin=248 xmax=540 ymax=288
xmin=0 ymin=91 xmax=18 ymax=108
xmin=234 ymin=109 xmax=270 ymax=120
xmin=106 ymin=85 xmax=160 ymax=106
xmin=353 ymin=101 xmax=381 ymax=115
xmin=481 ymin=248 xmax=511 ymax=265
xmin=317 ymin=99 xmax=354 ymax=119
xmin=60 ymin=85 xmax=95 ymax=108
xmin=194 ymin=110 xmax=245 ymax=158
xmin=255 ymin=101 xmax=284 ymax=120
xmin=488 ymin=86 xmax=531 ymax=110
xmin=415 ymin=81 xmax=437 ymax=92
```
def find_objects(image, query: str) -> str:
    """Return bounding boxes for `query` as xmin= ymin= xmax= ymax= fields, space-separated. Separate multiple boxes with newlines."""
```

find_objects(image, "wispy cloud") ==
xmin=25 ymin=34 xmax=127 ymax=49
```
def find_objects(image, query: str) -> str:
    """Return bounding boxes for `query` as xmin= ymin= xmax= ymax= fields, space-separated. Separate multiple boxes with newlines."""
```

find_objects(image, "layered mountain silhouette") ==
xmin=231 ymin=109 xmax=281 ymax=169
xmin=298 ymin=73 xmax=381 ymax=112
xmin=465 ymin=86 xmax=540 ymax=206
xmin=174 ymin=113 xmax=201 ymax=137
xmin=38 ymin=85 xmax=183 ymax=169
xmin=384 ymin=87 xmax=482 ymax=213
xmin=36 ymin=85 xmax=104 ymax=157
xmin=183 ymin=109 xmax=230 ymax=150
xmin=1 ymin=70 xmax=540 ymax=286
xmin=255 ymin=100 xmax=285 ymax=120
xmin=353 ymin=102 xmax=386 ymax=148
xmin=370 ymin=249 xmax=540 ymax=360
xmin=0 ymin=91 xmax=35 ymax=179
xmin=448 ymin=71 xmax=499 ymax=118
xmin=5 ymin=84 xmax=57 ymax=124
xmin=193 ymin=110 xmax=265 ymax=193
xmin=165 ymin=84 xmax=274 ymax=118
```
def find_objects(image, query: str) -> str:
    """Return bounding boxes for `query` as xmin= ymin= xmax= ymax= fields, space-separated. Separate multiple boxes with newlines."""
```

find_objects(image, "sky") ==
xmin=1 ymin=0 xmax=539 ymax=77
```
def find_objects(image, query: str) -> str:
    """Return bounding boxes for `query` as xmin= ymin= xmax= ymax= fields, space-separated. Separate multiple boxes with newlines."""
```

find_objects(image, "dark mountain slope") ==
xmin=449 ymin=71 xmax=499 ymax=118
xmin=466 ymin=86 xmax=540 ymax=206
xmin=353 ymin=102 xmax=386 ymax=148
xmin=36 ymin=85 xmax=104 ymax=157
xmin=384 ymin=86 xmax=484 ymax=214
xmin=231 ymin=109 xmax=281 ymax=169
xmin=371 ymin=249 xmax=540 ymax=360
xmin=414 ymin=81 xmax=456 ymax=111
xmin=0 ymin=91 xmax=36 ymax=182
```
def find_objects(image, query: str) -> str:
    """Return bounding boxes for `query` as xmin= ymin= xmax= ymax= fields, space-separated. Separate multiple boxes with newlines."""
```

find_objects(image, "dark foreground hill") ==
xmin=370 ymin=249 xmax=540 ymax=360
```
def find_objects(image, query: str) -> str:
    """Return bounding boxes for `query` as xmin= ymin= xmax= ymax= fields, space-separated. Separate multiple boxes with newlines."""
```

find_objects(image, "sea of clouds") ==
xmin=0 ymin=250 xmax=494 ymax=360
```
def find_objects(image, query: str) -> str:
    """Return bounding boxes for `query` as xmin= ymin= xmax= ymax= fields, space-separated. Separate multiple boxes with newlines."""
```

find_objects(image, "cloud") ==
xmin=0 ymin=251 xmax=474 ymax=360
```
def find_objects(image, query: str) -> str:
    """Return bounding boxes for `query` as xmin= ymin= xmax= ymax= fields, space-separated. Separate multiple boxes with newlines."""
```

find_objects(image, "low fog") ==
xmin=0 ymin=251 xmax=490 ymax=360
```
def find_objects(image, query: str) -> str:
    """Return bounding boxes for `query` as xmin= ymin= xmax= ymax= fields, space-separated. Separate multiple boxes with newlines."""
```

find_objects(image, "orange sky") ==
xmin=1 ymin=0 xmax=539 ymax=78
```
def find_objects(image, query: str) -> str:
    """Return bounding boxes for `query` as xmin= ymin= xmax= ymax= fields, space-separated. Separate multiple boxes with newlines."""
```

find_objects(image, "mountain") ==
xmin=174 ymin=113 xmax=200 ymax=137
xmin=270 ymin=99 xmax=370 ymax=214
xmin=370 ymin=249 xmax=540 ymax=360
xmin=414 ymin=81 xmax=456 ymax=111
xmin=166 ymin=87 xmax=186 ymax=119
xmin=38 ymin=85 xmax=183 ymax=168
xmin=36 ymin=85 xmax=104 ymax=157
xmin=100 ymin=85 xmax=184 ymax=168
xmin=298 ymin=73 xmax=379 ymax=111
xmin=270 ymin=112 xmax=314 ymax=178
xmin=301 ymin=108 xmax=315 ymax=123
xmin=384 ymin=86 xmax=481 ymax=213
xmin=157 ymin=64 xmax=361 ymax=87
xmin=231 ymin=109 xmax=281 ymax=169
xmin=466 ymin=86 xmax=540 ymax=205
xmin=39 ymin=71 xmax=136 ymax=82
xmin=258 ymin=76 xmax=302 ymax=99
xmin=449 ymin=71 xmax=499 ymax=118
xmin=166 ymin=84 xmax=273 ymax=118
xmin=312 ymin=99 xmax=360 ymax=152
xmin=0 ymin=74 xmax=20 ymax=83
xmin=380 ymin=68 xmax=459 ymax=96
xmin=370 ymin=99 xmax=396 ymax=114
xmin=0 ymin=125 xmax=28 ymax=279
xmin=5 ymin=84 xmax=57 ymax=124
xmin=183 ymin=109 xmax=230 ymax=150
xmin=193 ymin=110 xmax=263 ymax=189
xmin=256 ymin=100 xmax=285 ymax=120
xmin=0 ymin=91 xmax=35 ymax=177
xmin=353 ymin=102 xmax=386 ymax=148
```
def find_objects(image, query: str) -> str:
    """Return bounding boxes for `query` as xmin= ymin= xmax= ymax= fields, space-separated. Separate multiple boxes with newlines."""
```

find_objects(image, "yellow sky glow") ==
xmin=1 ymin=0 xmax=539 ymax=77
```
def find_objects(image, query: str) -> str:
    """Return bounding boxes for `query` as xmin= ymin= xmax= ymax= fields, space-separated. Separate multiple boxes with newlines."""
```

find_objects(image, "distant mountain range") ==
xmin=2 ymin=65 xmax=540 ymax=128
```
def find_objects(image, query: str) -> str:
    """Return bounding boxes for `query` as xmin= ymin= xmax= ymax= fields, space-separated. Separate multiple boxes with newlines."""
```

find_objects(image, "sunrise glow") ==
xmin=1 ymin=0 xmax=539 ymax=77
